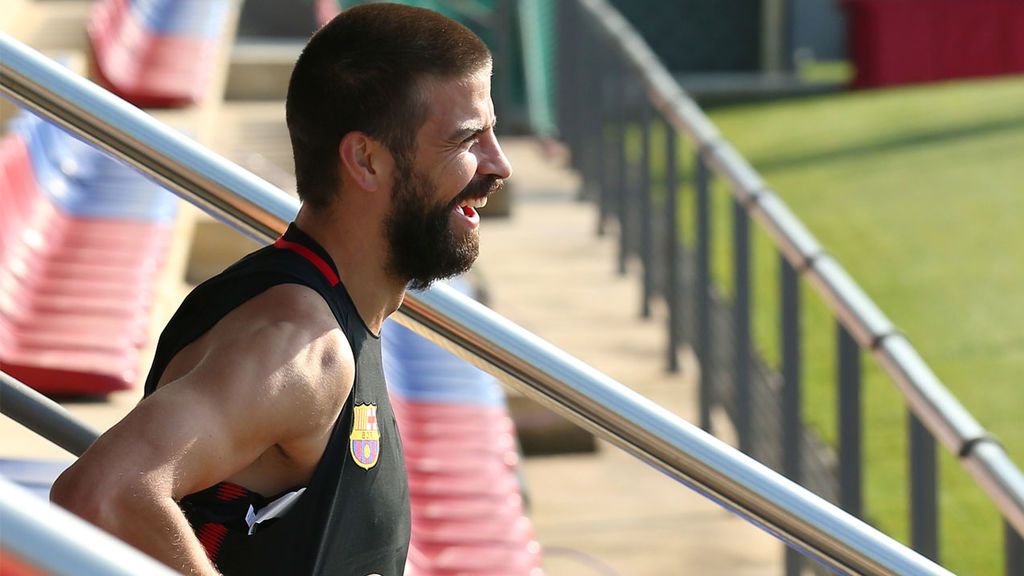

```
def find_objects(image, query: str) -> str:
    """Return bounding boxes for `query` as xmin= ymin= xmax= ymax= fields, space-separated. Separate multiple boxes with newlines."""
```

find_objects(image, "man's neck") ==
xmin=293 ymin=206 xmax=405 ymax=336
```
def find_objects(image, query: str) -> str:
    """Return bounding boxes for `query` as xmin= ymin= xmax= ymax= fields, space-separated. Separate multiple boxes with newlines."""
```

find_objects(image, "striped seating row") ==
xmin=382 ymin=282 xmax=544 ymax=576
xmin=87 ymin=0 xmax=232 ymax=108
xmin=0 ymin=112 xmax=176 ymax=395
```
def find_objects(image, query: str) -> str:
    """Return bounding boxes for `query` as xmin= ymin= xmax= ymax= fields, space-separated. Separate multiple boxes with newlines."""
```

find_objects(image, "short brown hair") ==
xmin=286 ymin=3 xmax=492 ymax=209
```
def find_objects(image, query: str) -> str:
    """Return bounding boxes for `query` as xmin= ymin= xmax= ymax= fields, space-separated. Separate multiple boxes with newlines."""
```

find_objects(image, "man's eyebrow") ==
xmin=448 ymin=119 xmax=497 ymax=142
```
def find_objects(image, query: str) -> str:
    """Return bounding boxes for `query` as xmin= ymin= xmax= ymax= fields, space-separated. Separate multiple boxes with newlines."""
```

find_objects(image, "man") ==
xmin=50 ymin=4 xmax=512 ymax=575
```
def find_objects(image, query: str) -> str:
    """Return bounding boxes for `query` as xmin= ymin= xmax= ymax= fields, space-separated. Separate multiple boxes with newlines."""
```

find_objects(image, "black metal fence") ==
xmin=553 ymin=1 xmax=1024 ymax=574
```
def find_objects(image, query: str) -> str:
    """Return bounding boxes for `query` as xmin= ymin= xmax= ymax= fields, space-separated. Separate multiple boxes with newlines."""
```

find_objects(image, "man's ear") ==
xmin=338 ymin=132 xmax=389 ymax=192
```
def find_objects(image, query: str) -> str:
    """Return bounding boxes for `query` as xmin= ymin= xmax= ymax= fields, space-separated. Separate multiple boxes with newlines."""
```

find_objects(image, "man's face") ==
xmin=385 ymin=68 xmax=512 ymax=291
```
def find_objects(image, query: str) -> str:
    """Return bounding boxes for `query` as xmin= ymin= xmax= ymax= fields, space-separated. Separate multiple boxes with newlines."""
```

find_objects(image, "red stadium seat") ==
xmin=87 ymin=0 xmax=230 ymax=108
xmin=0 ymin=126 xmax=171 ymax=395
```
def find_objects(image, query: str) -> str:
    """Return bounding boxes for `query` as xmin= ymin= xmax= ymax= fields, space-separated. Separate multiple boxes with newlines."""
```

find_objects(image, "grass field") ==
xmin=636 ymin=75 xmax=1024 ymax=574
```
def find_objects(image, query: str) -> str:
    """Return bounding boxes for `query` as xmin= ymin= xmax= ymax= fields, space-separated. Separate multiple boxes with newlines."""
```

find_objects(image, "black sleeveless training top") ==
xmin=142 ymin=223 xmax=411 ymax=575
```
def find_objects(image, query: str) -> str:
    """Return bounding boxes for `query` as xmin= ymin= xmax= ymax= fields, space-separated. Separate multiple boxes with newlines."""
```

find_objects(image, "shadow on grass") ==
xmin=749 ymin=114 xmax=1024 ymax=173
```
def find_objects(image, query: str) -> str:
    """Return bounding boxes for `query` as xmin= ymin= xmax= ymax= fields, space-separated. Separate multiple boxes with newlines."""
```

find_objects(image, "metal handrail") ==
xmin=0 ymin=372 xmax=99 ymax=456
xmin=0 ymin=476 xmax=178 ymax=575
xmin=0 ymin=32 xmax=950 ymax=575
xmin=573 ymin=0 xmax=1024 ymax=538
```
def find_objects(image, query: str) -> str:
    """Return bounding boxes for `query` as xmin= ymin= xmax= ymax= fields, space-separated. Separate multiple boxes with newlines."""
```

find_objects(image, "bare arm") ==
xmin=51 ymin=285 xmax=353 ymax=575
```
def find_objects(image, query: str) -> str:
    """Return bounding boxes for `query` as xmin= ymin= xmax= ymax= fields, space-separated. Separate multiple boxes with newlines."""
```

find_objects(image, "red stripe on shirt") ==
xmin=273 ymin=237 xmax=340 ymax=286
xmin=197 ymin=522 xmax=229 ymax=560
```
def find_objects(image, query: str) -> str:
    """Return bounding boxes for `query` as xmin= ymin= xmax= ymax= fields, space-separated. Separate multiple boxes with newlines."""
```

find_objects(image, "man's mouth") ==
xmin=449 ymin=177 xmax=502 ymax=222
xmin=454 ymin=195 xmax=489 ymax=218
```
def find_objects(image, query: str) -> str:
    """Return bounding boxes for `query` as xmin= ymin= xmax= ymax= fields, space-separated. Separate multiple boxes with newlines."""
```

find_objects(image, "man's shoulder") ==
xmin=245 ymin=282 xmax=337 ymax=323
xmin=217 ymin=283 xmax=351 ymax=360
xmin=232 ymin=286 xmax=354 ymax=430
xmin=192 ymin=283 xmax=354 ymax=410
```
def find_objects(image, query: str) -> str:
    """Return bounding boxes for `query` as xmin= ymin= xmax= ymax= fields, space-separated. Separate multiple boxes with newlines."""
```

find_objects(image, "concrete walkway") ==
xmin=476 ymin=138 xmax=781 ymax=576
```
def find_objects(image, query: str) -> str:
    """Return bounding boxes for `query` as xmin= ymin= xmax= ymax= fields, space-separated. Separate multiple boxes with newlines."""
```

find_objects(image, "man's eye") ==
xmin=462 ymin=135 xmax=479 ymax=147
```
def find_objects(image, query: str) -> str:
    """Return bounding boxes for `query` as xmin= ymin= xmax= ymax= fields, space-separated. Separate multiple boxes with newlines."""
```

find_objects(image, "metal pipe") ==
xmin=664 ymin=123 xmax=681 ymax=372
xmin=639 ymin=99 xmax=653 ymax=319
xmin=614 ymin=55 xmax=629 ymax=275
xmin=838 ymin=324 xmax=864 ymax=518
xmin=1007 ymin=519 xmax=1024 ymax=576
xmin=733 ymin=196 xmax=752 ymax=454
xmin=0 ymin=477 xmax=179 ymax=576
xmin=910 ymin=413 xmax=940 ymax=561
xmin=781 ymin=255 xmax=802 ymax=576
xmin=1 ymin=372 xmax=99 ymax=456
xmin=0 ymin=35 xmax=294 ymax=244
xmin=597 ymin=37 xmax=614 ymax=236
xmin=804 ymin=255 xmax=896 ymax=351
xmin=694 ymin=151 xmax=714 ymax=434
xmin=962 ymin=440 xmax=1024 ymax=537
xmin=1 ymin=33 xmax=956 ymax=575
xmin=573 ymin=0 xmax=1024 ymax=540
xmin=749 ymin=191 xmax=824 ymax=271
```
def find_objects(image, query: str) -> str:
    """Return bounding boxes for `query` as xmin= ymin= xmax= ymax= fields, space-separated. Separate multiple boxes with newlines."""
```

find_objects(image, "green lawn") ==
xmin=634 ymin=75 xmax=1024 ymax=575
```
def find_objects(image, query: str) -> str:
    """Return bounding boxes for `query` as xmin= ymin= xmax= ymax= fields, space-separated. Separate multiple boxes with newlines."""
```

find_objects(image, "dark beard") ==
xmin=385 ymin=161 xmax=498 ymax=291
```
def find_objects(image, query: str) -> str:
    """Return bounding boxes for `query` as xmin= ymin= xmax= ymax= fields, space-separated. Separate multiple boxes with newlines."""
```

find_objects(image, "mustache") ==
xmin=448 ymin=177 xmax=503 ymax=209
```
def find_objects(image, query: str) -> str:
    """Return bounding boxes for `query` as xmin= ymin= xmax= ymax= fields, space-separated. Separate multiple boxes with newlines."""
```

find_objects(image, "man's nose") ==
xmin=478 ymin=133 xmax=513 ymax=180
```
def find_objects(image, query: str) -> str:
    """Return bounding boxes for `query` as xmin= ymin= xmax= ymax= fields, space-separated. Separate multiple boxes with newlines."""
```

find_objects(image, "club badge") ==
xmin=350 ymin=403 xmax=381 ymax=470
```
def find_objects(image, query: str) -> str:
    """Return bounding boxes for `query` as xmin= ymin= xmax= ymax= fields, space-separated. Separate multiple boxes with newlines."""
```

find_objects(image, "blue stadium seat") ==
xmin=10 ymin=114 xmax=177 ymax=222
xmin=0 ymin=458 xmax=71 ymax=501
xmin=129 ymin=0 xmax=231 ymax=38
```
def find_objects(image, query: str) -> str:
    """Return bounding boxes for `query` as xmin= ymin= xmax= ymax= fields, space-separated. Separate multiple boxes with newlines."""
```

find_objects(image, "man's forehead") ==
xmin=420 ymin=67 xmax=491 ymax=101
xmin=419 ymin=70 xmax=495 ymax=133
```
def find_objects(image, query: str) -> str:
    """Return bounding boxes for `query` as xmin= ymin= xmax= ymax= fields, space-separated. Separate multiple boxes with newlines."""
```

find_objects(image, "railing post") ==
xmin=838 ymin=324 xmax=863 ymax=517
xmin=554 ymin=0 xmax=570 ymax=164
xmin=639 ymin=99 xmax=653 ymax=318
xmin=780 ymin=256 xmax=802 ymax=576
xmin=615 ymin=57 xmax=629 ymax=276
xmin=695 ymin=150 xmax=713 ymax=433
xmin=580 ymin=18 xmax=599 ymax=202
xmin=558 ymin=0 xmax=580 ymax=172
xmin=588 ymin=23 xmax=604 ymax=204
xmin=493 ymin=0 xmax=514 ymax=146
xmin=910 ymin=412 xmax=939 ymax=562
xmin=733 ymin=196 xmax=751 ymax=453
xmin=598 ymin=39 xmax=615 ymax=235
xmin=665 ymin=125 xmax=681 ymax=372
xmin=1008 ymin=521 xmax=1023 ymax=576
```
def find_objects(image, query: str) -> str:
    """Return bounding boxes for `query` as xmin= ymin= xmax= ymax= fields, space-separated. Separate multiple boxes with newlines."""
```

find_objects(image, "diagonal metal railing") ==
xmin=0 ymin=30 xmax=961 ymax=575
xmin=0 ymin=472 xmax=178 ymax=576
xmin=553 ymin=0 xmax=1024 ymax=574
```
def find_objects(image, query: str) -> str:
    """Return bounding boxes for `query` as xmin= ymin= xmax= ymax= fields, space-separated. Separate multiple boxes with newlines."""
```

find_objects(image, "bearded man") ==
xmin=50 ymin=4 xmax=512 ymax=575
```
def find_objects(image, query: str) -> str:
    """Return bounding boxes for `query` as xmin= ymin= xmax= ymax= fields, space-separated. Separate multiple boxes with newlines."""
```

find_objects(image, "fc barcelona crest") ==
xmin=350 ymin=403 xmax=381 ymax=470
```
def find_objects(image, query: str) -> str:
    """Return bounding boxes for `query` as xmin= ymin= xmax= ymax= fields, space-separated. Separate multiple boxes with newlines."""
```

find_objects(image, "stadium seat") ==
xmin=87 ymin=0 xmax=233 ymax=108
xmin=382 ymin=279 xmax=543 ymax=575
xmin=0 ymin=111 xmax=176 ymax=395
xmin=0 ymin=458 xmax=71 ymax=501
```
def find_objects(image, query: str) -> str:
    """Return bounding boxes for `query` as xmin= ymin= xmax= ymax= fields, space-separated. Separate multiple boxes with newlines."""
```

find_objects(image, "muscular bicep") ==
xmin=70 ymin=318 xmax=353 ymax=501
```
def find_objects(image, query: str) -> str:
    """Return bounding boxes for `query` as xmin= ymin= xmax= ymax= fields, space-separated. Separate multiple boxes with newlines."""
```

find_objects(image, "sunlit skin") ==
xmin=415 ymin=67 xmax=511 ymax=236
xmin=384 ymin=66 xmax=511 ymax=291
xmin=296 ymin=63 xmax=511 ymax=328
xmin=49 ymin=66 xmax=511 ymax=576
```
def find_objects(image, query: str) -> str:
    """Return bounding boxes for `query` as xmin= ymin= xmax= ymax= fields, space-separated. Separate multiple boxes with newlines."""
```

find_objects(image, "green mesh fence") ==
xmin=517 ymin=0 xmax=557 ymax=136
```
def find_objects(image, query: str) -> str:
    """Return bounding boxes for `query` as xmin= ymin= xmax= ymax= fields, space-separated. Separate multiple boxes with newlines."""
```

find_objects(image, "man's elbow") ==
xmin=50 ymin=464 xmax=127 ymax=529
